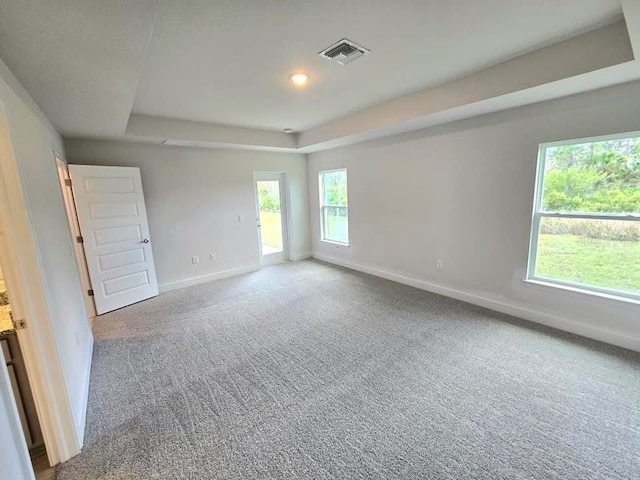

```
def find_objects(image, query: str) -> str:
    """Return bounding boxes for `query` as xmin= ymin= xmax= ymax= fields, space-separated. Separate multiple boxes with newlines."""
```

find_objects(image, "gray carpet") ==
xmin=58 ymin=260 xmax=640 ymax=480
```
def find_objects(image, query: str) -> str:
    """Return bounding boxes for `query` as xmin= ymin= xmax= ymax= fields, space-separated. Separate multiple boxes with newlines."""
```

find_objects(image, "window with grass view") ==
xmin=319 ymin=168 xmax=349 ymax=244
xmin=528 ymin=133 xmax=640 ymax=300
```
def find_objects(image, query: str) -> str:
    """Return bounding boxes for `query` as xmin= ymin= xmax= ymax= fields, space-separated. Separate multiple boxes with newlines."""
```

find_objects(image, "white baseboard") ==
xmin=75 ymin=336 xmax=94 ymax=449
xmin=159 ymin=264 xmax=260 ymax=293
xmin=291 ymin=252 xmax=312 ymax=261
xmin=312 ymin=253 xmax=640 ymax=352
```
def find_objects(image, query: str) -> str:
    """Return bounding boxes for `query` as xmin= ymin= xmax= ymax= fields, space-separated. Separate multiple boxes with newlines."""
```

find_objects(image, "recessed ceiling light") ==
xmin=283 ymin=128 xmax=294 ymax=134
xmin=289 ymin=72 xmax=309 ymax=86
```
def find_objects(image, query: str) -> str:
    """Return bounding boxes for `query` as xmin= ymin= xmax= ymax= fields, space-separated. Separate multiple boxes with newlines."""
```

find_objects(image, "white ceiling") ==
xmin=0 ymin=0 xmax=638 ymax=151
xmin=0 ymin=0 xmax=157 ymax=137
xmin=133 ymin=0 xmax=623 ymax=131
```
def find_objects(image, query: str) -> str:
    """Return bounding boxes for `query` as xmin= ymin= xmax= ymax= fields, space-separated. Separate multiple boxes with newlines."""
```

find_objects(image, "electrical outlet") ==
xmin=192 ymin=256 xmax=199 ymax=264
xmin=209 ymin=253 xmax=216 ymax=261
xmin=436 ymin=259 xmax=444 ymax=269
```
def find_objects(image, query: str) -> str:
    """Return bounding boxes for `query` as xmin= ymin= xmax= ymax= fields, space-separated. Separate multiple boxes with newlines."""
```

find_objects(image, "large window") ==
xmin=319 ymin=168 xmax=349 ymax=245
xmin=527 ymin=132 xmax=640 ymax=301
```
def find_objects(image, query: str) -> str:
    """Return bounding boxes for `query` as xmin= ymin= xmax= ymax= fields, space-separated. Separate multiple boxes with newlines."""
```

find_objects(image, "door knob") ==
xmin=141 ymin=238 xmax=150 ymax=243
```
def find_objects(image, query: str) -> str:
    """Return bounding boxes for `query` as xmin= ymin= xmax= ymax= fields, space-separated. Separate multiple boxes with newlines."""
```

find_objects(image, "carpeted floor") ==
xmin=57 ymin=260 xmax=640 ymax=480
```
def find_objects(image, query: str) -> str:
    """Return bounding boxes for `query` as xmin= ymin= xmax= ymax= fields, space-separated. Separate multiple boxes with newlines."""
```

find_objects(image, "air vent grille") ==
xmin=323 ymin=43 xmax=358 ymax=59
xmin=319 ymin=38 xmax=370 ymax=65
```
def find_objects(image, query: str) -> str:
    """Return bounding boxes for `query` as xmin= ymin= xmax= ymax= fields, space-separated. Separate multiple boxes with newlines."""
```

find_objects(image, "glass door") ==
xmin=254 ymin=173 xmax=288 ymax=265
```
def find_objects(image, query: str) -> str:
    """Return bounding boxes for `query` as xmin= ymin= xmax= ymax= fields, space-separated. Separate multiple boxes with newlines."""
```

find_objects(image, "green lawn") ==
xmin=259 ymin=211 xmax=283 ymax=250
xmin=326 ymin=213 xmax=348 ymax=243
xmin=536 ymin=234 xmax=640 ymax=293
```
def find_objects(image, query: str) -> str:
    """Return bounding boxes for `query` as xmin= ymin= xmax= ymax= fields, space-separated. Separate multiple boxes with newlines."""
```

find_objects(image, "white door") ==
xmin=254 ymin=173 xmax=289 ymax=265
xmin=0 ymin=357 xmax=34 ymax=480
xmin=68 ymin=165 xmax=159 ymax=315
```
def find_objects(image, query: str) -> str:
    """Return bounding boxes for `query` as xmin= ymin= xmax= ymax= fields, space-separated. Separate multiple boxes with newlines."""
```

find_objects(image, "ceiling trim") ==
xmin=126 ymin=114 xmax=297 ymax=149
xmin=298 ymin=20 xmax=633 ymax=148
xmin=298 ymin=64 xmax=640 ymax=154
xmin=622 ymin=0 xmax=640 ymax=57
xmin=120 ymin=16 xmax=640 ymax=154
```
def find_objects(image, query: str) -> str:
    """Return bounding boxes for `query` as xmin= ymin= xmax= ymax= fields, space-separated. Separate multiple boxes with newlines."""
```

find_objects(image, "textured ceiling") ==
xmin=132 ymin=0 xmax=623 ymax=131
xmin=0 ymin=0 xmax=158 ymax=136
xmin=0 ymin=0 xmax=632 ymax=142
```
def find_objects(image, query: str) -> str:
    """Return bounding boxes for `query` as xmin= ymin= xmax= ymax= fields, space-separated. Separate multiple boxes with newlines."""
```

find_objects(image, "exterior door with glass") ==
xmin=254 ymin=173 xmax=289 ymax=265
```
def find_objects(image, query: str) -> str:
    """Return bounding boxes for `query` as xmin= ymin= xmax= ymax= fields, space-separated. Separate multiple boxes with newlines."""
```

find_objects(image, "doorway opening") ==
xmin=0 ymin=104 xmax=84 ymax=477
xmin=0 ymin=243 xmax=53 ymax=479
xmin=254 ymin=173 xmax=290 ymax=265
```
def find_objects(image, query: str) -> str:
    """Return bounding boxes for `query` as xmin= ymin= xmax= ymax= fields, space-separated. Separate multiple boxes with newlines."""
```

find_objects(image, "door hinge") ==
xmin=9 ymin=311 xmax=27 ymax=330
xmin=76 ymin=235 xmax=84 ymax=244
xmin=87 ymin=289 xmax=94 ymax=297
xmin=64 ymin=178 xmax=72 ymax=187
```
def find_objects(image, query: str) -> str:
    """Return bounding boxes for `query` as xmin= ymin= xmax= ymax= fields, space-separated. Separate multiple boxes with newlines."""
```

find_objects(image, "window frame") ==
xmin=319 ymin=168 xmax=349 ymax=246
xmin=526 ymin=131 xmax=640 ymax=302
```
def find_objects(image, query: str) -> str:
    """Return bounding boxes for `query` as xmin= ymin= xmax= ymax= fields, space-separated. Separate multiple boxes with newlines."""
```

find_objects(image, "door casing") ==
xmin=0 ymin=356 xmax=34 ymax=480
xmin=55 ymin=157 xmax=96 ymax=320
xmin=0 ymin=103 xmax=81 ymax=467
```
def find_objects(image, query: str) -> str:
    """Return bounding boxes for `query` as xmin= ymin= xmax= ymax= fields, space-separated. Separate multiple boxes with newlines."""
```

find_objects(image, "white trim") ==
xmin=527 ymin=275 xmax=640 ymax=303
xmin=527 ymin=132 xmax=640 ymax=303
xmin=54 ymin=156 xmax=97 ymax=319
xmin=539 ymin=212 xmax=640 ymax=220
xmin=0 ymin=104 xmax=81 ymax=464
xmin=283 ymin=174 xmax=296 ymax=261
xmin=320 ymin=239 xmax=350 ymax=247
xmin=319 ymin=168 xmax=349 ymax=245
xmin=539 ymin=129 xmax=640 ymax=149
xmin=291 ymin=253 xmax=312 ymax=261
xmin=313 ymin=253 xmax=640 ymax=352
xmin=0 ymin=357 xmax=35 ymax=480
xmin=254 ymin=172 xmax=290 ymax=265
xmin=524 ymin=278 xmax=640 ymax=306
xmin=158 ymin=264 xmax=260 ymax=293
xmin=74 ymin=337 xmax=94 ymax=447
xmin=526 ymin=144 xmax=546 ymax=280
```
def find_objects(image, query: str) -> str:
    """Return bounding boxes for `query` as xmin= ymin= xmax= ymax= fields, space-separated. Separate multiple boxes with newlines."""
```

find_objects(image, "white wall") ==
xmin=308 ymin=80 xmax=640 ymax=352
xmin=0 ymin=57 xmax=93 ymax=452
xmin=64 ymin=140 xmax=311 ymax=291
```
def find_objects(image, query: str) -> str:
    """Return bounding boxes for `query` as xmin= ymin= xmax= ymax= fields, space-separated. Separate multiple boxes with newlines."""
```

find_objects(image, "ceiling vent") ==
xmin=318 ymin=38 xmax=370 ymax=65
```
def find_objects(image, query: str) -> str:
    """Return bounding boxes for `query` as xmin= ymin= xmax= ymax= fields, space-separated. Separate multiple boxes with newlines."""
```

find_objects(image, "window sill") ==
xmin=320 ymin=239 xmax=350 ymax=247
xmin=523 ymin=278 xmax=640 ymax=306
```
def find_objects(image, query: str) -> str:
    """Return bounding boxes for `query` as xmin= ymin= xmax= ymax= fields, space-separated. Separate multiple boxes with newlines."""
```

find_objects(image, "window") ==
xmin=319 ymin=168 xmax=349 ymax=245
xmin=527 ymin=132 xmax=640 ymax=301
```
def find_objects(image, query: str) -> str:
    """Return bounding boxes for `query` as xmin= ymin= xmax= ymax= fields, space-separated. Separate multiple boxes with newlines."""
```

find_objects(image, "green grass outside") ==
xmin=262 ymin=214 xmax=639 ymax=294
xmin=326 ymin=213 xmax=348 ymax=243
xmin=259 ymin=211 xmax=283 ymax=250
xmin=536 ymin=234 xmax=640 ymax=294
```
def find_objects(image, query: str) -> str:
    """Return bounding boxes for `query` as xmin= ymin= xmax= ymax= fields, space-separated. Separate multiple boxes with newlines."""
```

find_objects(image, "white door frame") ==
xmin=55 ymin=156 xmax=96 ymax=320
xmin=253 ymin=172 xmax=292 ymax=265
xmin=0 ymin=357 xmax=34 ymax=480
xmin=0 ymin=105 xmax=80 ymax=465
